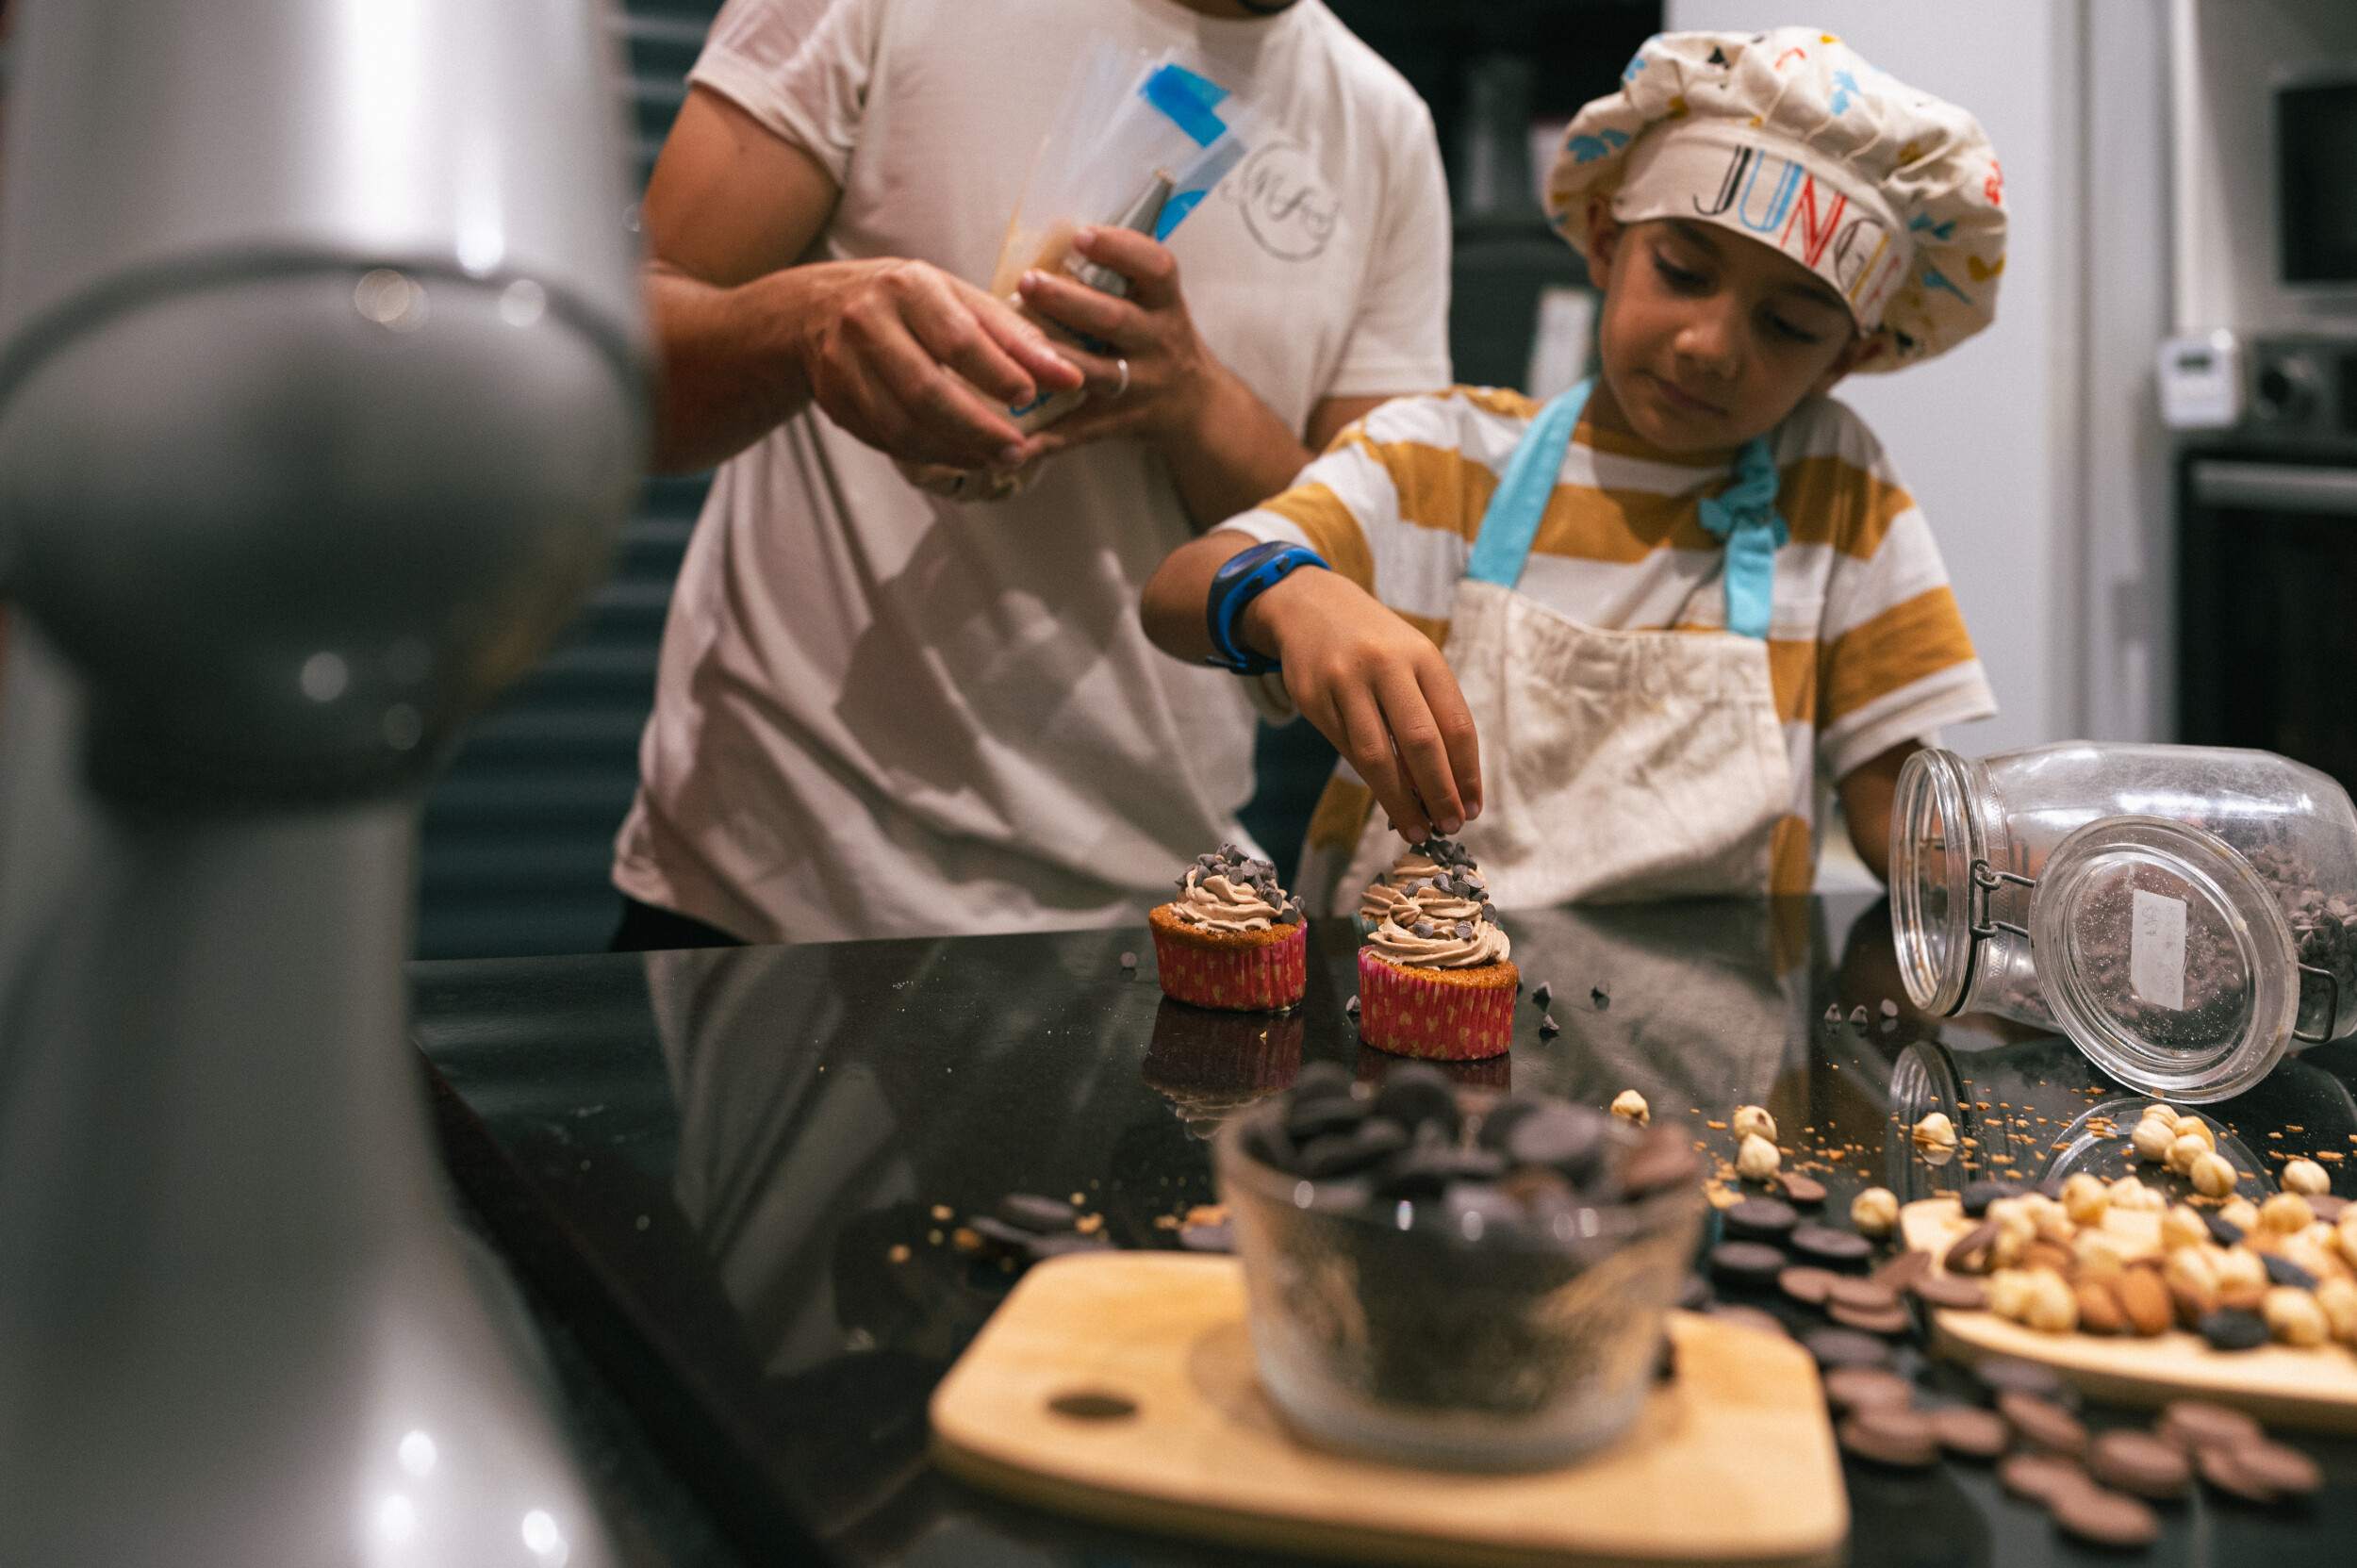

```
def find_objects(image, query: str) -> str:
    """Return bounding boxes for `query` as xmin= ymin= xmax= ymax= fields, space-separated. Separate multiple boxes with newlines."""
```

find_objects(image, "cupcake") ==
xmin=1356 ymin=837 xmax=1518 ymax=1060
xmin=1148 ymin=844 xmax=1309 ymax=1011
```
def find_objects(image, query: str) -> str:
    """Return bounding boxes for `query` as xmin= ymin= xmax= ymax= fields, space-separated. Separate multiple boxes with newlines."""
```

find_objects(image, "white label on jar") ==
xmin=2131 ymin=889 xmax=2186 ymax=1011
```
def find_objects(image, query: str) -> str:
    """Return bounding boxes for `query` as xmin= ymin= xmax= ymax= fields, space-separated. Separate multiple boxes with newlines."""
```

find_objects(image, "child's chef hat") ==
xmin=1545 ymin=28 xmax=2005 ymax=371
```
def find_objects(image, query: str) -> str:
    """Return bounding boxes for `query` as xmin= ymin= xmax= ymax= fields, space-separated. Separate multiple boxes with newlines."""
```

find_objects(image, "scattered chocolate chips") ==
xmin=1839 ymin=1407 xmax=1940 ymax=1467
xmin=1790 ymin=1225 xmax=1873 ymax=1267
xmin=1723 ymin=1197 xmax=1800 ymax=1242
xmin=1777 ymin=1171 xmax=1829 ymax=1206
xmin=1539 ymin=1014 xmax=1561 ymax=1036
xmin=1530 ymin=982 xmax=1552 ymax=1009
xmin=1850 ymin=1005 xmax=1869 ymax=1028
xmin=2199 ymin=1307 xmax=2271 ymax=1352
xmin=1823 ymin=1365 xmax=1915 ymax=1414
xmin=1709 ymin=1241 xmax=1788 ymax=1287
xmin=2000 ymin=1392 xmax=2089 ymax=1459
xmin=2088 ymin=1429 xmax=2192 ymax=1500
xmin=1929 ymin=1404 xmax=2011 ymax=1461
xmin=1344 ymin=995 xmax=1360 ymax=1018
xmin=1803 ymin=1327 xmax=1894 ymax=1371
xmin=1779 ymin=1265 xmax=1841 ymax=1306
xmin=1591 ymin=984 xmax=1610 ymax=1010
xmin=2049 ymin=1483 xmax=2160 ymax=1547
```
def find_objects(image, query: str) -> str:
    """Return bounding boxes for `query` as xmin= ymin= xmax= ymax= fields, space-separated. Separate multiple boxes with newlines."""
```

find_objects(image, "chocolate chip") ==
xmin=1344 ymin=995 xmax=1360 ymax=1017
xmin=2262 ymin=1252 xmax=2319 ymax=1290
xmin=1539 ymin=1014 xmax=1560 ymax=1035
xmin=1999 ymin=1451 xmax=2091 ymax=1504
xmin=2050 ymin=1484 xmax=2160 ymax=1547
xmin=1849 ymin=1005 xmax=1869 ymax=1027
xmin=1839 ymin=1408 xmax=1940 ymax=1467
xmin=1790 ymin=1225 xmax=1873 ymax=1267
xmin=1803 ymin=1327 xmax=1894 ymax=1370
xmin=2199 ymin=1307 xmax=2270 ymax=1352
xmin=1454 ymin=921 xmax=1473 ymax=940
xmin=1591 ymin=984 xmax=1610 ymax=1010
xmin=1412 ymin=920 xmax=1436 ymax=938
xmin=1828 ymin=1300 xmax=1914 ymax=1336
xmin=1176 ymin=1222 xmax=1234 ymax=1253
xmin=1930 ymin=1404 xmax=2011 ymax=1461
xmin=997 ymin=1194 xmax=1079 ymax=1233
xmin=1724 ymin=1197 xmax=1800 ymax=1242
xmin=1531 ymin=982 xmax=1552 ymax=1008
xmin=2202 ymin=1210 xmax=2247 ymax=1246
xmin=1943 ymin=1219 xmax=2002 ymax=1275
xmin=1119 ymin=950 xmax=1137 ymax=968
xmin=1707 ymin=1303 xmax=1789 ymax=1339
xmin=2000 ymin=1392 xmax=2088 ymax=1458
xmin=2088 ymin=1429 xmax=2192 ymax=1499
xmin=1709 ymin=1241 xmax=1788 ymax=1286
xmin=2157 ymin=1399 xmax=2262 ymax=1455
xmin=1911 ymin=1273 xmax=1988 ymax=1311
xmin=1777 ymin=1172 xmax=1829 ymax=1206
xmin=1779 ymin=1265 xmax=1841 ymax=1306
xmin=1824 ymin=1366 xmax=1914 ymax=1414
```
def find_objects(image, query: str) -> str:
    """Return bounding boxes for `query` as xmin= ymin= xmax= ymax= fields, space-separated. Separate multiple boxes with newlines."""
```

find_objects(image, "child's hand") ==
xmin=1242 ymin=569 xmax=1482 ymax=842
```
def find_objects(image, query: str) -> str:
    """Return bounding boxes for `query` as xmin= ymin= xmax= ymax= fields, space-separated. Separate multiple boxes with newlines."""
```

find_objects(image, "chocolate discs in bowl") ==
xmin=1215 ymin=1073 xmax=1705 ymax=1471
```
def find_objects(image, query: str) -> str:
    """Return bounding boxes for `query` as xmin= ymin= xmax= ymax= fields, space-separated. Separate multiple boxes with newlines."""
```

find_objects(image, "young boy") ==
xmin=1142 ymin=28 xmax=2005 ymax=913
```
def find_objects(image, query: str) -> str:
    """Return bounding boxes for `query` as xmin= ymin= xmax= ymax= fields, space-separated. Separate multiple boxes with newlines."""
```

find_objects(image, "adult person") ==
xmin=609 ymin=0 xmax=1452 ymax=948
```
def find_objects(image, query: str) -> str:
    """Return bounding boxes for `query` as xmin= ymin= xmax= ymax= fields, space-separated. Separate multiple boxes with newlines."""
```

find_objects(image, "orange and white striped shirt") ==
xmin=1221 ymin=386 xmax=1997 ymax=894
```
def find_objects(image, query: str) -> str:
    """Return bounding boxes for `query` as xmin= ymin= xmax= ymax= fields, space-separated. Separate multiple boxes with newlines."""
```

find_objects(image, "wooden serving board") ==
xmin=1900 ymin=1197 xmax=2357 ymax=1433
xmin=930 ymin=1252 xmax=1846 ymax=1567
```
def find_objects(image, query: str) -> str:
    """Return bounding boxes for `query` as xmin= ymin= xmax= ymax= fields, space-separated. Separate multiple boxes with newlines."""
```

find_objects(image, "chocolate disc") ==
xmin=1873 ymin=1249 xmax=1934 ymax=1291
xmin=2195 ymin=1444 xmax=2277 ymax=1504
xmin=1929 ymin=1404 xmax=2010 ymax=1461
xmin=2051 ymin=1484 xmax=2160 ymax=1547
xmin=1998 ymin=1452 xmax=2090 ymax=1504
xmin=1778 ymin=1265 xmax=1840 ymax=1305
xmin=2088 ymin=1429 xmax=2192 ymax=1500
xmin=1823 ymin=1366 xmax=1914 ymax=1414
xmin=2227 ymin=1439 xmax=2323 ymax=1498
xmin=1791 ymin=1224 xmax=1874 ymax=1266
xmin=1973 ymin=1354 xmax=2070 ymax=1404
xmin=1709 ymin=1240 xmax=1788 ymax=1286
xmin=1838 ymin=1408 xmax=1939 ymax=1467
xmin=1828 ymin=1301 xmax=1915 ymax=1336
xmin=2000 ymin=1391 xmax=2089 ymax=1458
xmin=1943 ymin=1219 xmax=2002 ymax=1275
xmin=2158 ymin=1399 xmax=2263 ymax=1455
xmin=1827 ymin=1276 xmax=1900 ymax=1312
xmin=1803 ymin=1327 xmax=1895 ymax=1370
xmin=1778 ymin=1172 xmax=1829 ymax=1206
xmin=1911 ymin=1273 xmax=1988 ymax=1311
xmin=1724 ymin=1197 xmax=1800 ymax=1241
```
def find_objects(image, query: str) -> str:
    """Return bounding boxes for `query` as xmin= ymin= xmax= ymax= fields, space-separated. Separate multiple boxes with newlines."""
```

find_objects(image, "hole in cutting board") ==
xmin=1047 ymin=1389 xmax=1138 ymax=1421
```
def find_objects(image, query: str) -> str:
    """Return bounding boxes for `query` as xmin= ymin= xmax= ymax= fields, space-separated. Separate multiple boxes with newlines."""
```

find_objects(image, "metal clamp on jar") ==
xmin=1891 ymin=743 xmax=2357 ymax=1100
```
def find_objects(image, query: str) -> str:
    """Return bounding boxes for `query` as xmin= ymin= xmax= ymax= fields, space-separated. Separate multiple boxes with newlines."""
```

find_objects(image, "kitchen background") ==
xmin=414 ymin=0 xmax=2357 ymax=957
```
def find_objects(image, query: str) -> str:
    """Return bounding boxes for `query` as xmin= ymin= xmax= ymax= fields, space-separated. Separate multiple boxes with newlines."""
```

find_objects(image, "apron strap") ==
xmin=1696 ymin=437 xmax=1788 ymax=640
xmin=1465 ymin=380 xmax=1591 ymax=588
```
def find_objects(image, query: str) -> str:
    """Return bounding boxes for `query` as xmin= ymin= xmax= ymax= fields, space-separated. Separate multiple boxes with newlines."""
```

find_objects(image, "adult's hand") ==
xmin=642 ymin=85 xmax=1080 ymax=474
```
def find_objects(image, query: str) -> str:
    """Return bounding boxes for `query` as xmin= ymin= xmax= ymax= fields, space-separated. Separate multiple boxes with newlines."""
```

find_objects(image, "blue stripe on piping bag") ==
xmin=1144 ymin=64 xmax=1229 ymax=147
xmin=1157 ymin=136 xmax=1248 ymax=239
xmin=1156 ymin=192 xmax=1204 ymax=239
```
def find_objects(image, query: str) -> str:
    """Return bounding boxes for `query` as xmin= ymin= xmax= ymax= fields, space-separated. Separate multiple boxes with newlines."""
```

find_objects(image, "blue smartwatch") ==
xmin=1204 ymin=540 xmax=1327 ymax=675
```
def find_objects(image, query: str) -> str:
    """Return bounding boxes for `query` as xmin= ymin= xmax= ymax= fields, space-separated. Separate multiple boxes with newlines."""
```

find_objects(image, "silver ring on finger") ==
xmin=1113 ymin=357 xmax=1130 ymax=400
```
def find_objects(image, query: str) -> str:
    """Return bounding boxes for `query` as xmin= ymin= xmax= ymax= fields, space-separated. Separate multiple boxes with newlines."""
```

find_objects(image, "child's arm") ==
xmin=1836 ymin=739 xmax=1921 ymax=883
xmin=1142 ymin=532 xmax=1481 ymax=843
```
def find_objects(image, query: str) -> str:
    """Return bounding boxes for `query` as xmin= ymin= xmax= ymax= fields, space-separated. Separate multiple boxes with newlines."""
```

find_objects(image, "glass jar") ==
xmin=1891 ymin=742 xmax=2357 ymax=1101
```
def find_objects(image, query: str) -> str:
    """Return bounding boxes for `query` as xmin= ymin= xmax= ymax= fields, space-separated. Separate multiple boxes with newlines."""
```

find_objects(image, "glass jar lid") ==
xmin=1891 ymin=748 xmax=1976 ymax=1015
xmin=2030 ymin=816 xmax=2298 ymax=1103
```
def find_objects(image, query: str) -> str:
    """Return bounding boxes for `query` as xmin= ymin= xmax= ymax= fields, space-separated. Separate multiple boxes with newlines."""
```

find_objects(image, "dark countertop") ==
xmin=412 ymin=894 xmax=2357 ymax=1567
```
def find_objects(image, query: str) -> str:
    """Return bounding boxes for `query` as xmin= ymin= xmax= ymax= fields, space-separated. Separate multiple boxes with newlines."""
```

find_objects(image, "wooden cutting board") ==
xmin=930 ymin=1252 xmax=1846 ymax=1567
xmin=1900 ymin=1197 xmax=2357 ymax=1432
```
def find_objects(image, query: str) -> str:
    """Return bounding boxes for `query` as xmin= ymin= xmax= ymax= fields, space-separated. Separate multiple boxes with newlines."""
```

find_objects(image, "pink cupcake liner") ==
xmin=1356 ymin=948 xmax=1516 ymax=1060
xmin=1153 ymin=919 xmax=1308 ymax=1011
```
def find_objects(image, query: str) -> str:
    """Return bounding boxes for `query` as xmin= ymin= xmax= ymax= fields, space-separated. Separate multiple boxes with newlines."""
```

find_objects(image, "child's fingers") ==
xmin=1372 ymin=668 xmax=1464 ymax=836
xmin=1413 ymin=651 xmax=1483 ymax=822
xmin=1331 ymin=685 xmax=1432 ymax=843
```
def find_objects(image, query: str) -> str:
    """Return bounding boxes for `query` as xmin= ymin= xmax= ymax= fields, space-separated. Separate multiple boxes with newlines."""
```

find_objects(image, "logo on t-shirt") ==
xmin=1228 ymin=142 xmax=1340 ymax=262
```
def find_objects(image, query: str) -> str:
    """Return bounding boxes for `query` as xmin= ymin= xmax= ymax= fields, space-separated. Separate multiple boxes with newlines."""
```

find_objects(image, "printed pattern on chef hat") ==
xmin=1544 ymin=28 xmax=2006 ymax=371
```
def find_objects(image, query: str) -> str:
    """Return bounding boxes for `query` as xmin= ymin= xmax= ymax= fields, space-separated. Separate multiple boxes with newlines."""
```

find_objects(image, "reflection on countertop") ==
xmin=413 ymin=895 xmax=2357 ymax=1568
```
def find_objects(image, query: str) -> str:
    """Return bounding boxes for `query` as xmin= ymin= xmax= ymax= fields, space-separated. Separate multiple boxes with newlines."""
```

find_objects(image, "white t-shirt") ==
xmin=613 ymin=0 xmax=1451 ymax=943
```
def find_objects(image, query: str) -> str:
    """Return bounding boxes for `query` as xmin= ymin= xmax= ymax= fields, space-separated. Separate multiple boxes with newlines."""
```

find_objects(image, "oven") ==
xmin=2178 ymin=335 xmax=2357 ymax=794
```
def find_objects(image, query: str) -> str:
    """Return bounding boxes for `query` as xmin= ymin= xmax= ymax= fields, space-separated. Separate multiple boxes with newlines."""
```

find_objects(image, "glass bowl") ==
xmin=1213 ymin=1096 xmax=1704 ymax=1471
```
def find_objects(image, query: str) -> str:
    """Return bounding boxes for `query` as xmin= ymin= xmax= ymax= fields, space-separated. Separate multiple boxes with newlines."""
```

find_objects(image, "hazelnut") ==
xmin=2024 ymin=1269 xmax=2079 ymax=1333
xmin=2141 ymin=1102 xmax=2182 ymax=1131
xmin=2028 ymin=1197 xmax=2077 ymax=1245
xmin=2264 ymin=1286 xmax=2329 ymax=1348
xmin=2219 ymin=1196 xmax=2263 ymax=1232
xmin=1611 ymin=1089 xmax=1650 ymax=1126
xmin=1730 ymin=1104 xmax=1776 ymax=1143
xmin=1912 ymin=1112 xmax=1958 ymax=1164
xmin=2282 ymin=1157 xmax=2330 ymax=1197
xmin=1986 ymin=1268 xmax=2036 ymax=1322
xmin=2130 ymin=1117 xmax=2179 ymax=1164
xmin=2259 ymin=1191 xmax=2316 ymax=1235
xmin=2281 ymin=1233 xmax=2339 ymax=1287
xmin=2213 ymin=1246 xmax=2267 ymax=1293
xmin=2107 ymin=1175 xmax=2165 ymax=1212
xmin=2316 ymin=1277 xmax=2357 ymax=1345
xmin=2167 ymin=1132 xmax=2212 ymax=1175
xmin=2161 ymin=1205 xmax=2210 ymax=1252
xmin=2177 ymin=1116 xmax=2217 ymax=1150
xmin=2165 ymin=1246 xmax=2220 ymax=1312
xmin=1989 ymin=1225 xmax=2030 ymax=1268
xmin=1736 ymin=1132 xmax=1781 ymax=1182
xmin=1851 ymin=1186 xmax=1900 ymax=1238
xmin=2190 ymin=1149 xmax=2240 ymax=1198
xmin=2339 ymin=1213 xmax=2357 ymax=1271
xmin=2061 ymin=1172 xmax=2111 ymax=1226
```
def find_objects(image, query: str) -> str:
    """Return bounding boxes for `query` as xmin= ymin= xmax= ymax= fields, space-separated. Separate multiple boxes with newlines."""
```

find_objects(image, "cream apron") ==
xmin=1307 ymin=380 xmax=1796 ymax=914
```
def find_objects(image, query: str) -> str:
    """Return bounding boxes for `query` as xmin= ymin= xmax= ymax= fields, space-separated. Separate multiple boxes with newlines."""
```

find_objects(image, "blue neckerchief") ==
xmin=1465 ymin=378 xmax=1785 ymax=640
xmin=1694 ymin=437 xmax=1787 ymax=640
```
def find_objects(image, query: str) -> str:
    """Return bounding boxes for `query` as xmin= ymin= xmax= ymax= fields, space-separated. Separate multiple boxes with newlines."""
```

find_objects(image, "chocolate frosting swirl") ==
xmin=1170 ymin=843 xmax=1303 ymax=933
xmin=1359 ymin=837 xmax=1510 ymax=968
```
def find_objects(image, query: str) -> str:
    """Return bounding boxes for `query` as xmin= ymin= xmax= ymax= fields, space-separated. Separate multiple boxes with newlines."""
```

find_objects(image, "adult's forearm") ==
xmin=1155 ymin=363 xmax=1313 ymax=530
xmin=645 ymin=264 xmax=817 ymax=474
